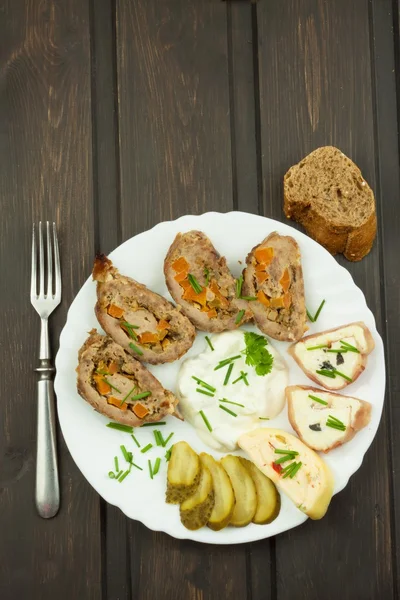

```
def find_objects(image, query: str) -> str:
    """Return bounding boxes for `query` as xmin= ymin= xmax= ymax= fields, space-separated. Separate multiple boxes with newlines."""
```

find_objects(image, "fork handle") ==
xmin=35 ymin=370 xmax=60 ymax=518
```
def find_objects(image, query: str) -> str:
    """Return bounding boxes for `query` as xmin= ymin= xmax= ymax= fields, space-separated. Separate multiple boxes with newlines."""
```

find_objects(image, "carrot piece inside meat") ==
xmin=94 ymin=375 xmax=111 ymax=395
xmin=174 ymin=270 xmax=188 ymax=283
xmin=108 ymin=361 xmax=119 ymax=374
xmin=255 ymin=271 xmax=269 ymax=285
xmin=270 ymin=296 xmax=285 ymax=309
xmin=139 ymin=332 xmax=159 ymax=344
xmin=107 ymin=396 xmax=128 ymax=411
xmin=209 ymin=280 xmax=229 ymax=308
xmin=132 ymin=403 xmax=150 ymax=418
xmin=157 ymin=319 xmax=170 ymax=330
xmin=107 ymin=304 xmax=124 ymax=318
xmin=254 ymin=247 xmax=274 ymax=266
xmin=257 ymin=290 xmax=270 ymax=307
xmin=182 ymin=286 xmax=208 ymax=307
xmin=279 ymin=268 xmax=290 ymax=293
xmin=207 ymin=308 xmax=218 ymax=318
xmin=283 ymin=292 xmax=291 ymax=309
xmin=172 ymin=257 xmax=189 ymax=273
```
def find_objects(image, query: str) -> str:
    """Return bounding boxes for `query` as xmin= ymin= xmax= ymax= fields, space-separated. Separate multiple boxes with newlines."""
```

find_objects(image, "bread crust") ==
xmin=286 ymin=385 xmax=372 ymax=453
xmin=283 ymin=147 xmax=377 ymax=261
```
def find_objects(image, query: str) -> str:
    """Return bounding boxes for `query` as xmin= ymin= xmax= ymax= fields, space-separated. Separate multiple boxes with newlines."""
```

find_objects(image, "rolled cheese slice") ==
xmin=288 ymin=322 xmax=375 ymax=390
xmin=286 ymin=385 xmax=371 ymax=452
xmin=238 ymin=428 xmax=334 ymax=520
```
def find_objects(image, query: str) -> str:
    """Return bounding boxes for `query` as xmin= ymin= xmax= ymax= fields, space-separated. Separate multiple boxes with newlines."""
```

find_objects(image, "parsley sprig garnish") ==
xmin=242 ymin=332 xmax=274 ymax=376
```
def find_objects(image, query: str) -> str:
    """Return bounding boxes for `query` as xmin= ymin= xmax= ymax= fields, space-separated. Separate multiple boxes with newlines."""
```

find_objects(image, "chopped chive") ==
xmin=196 ymin=388 xmax=215 ymax=397
xmin=326 ymin=349 xmax=347 ymax=354
xmin=306 ymin=309 xmax=315 ymax=323
xmin=333 ymin=369 xmax=352 ymax=382
xmin=199 ymin=410 xmax=212 ymax=432
xmin=118 ymin=469 xmax=130 ymax=483
xmin=114 ymin=456 xmax=119 ymax=472
xmin=232 ymin=371 xmax=249 ymax=385
xmin=282 ymin=462 xmax=297 ymax=474
xmin=214 ymin=355 xmax=242 ymax=370
xmin=153 ymin=457 xmax=161 ymax=476
xmin=313 ymin=300 xmax=326 ymax=322
xmin=165 ymin=448 xmax=172 ymax=462
xmin=308 ymin=394 xmax=328 ymax=406
xmin=121 ymin=321 xmax=138 ymax=340
xmin=188 ymin=273 xmax=203 ymax=294
xmin=326 ymin=415 xmax=346 ymax=431
xmin=163 ymin=432 xmax=174 ymax=447
xmin=106 ymin=422 xmax=133 ymax=433
xmin=121 ymin=321 xmax=139 ymax=329
xmin=102 ymin=378 xmax=122 ymax=394
xmin=223 ymin=363 xmax=234 ymax=385
xmin=340 ymin=340 xmax=360 ymax=353
xmin=289 ymin=462 xmax=302 ymax=478
xmin=141 ymin=422 xmax=166 ymax=427
xmin=191 ymin=376 xmax=216 ymax=392
xmin=120 ymin=385 xmax=136 ymax=407
xmin=204 ymin=267 xmax=211 ymax=286
xmin=282 ymin=463 xmax=301 ymax=479
xmin=274 ymin=449 xmax=299 ymax=456
xmin=259 ymin=417 xmax=270 ymax=420
xmin=115 ymin=470 xmax=123 ymax=479
xmin=141 ymin=443 xmax=153 ymax=454
xmin=154 ymin=430 xmax=162 ymax=446
xmin=274 ymin=455 xmax=296 ymax=465
xmin=240 ymin=296 xmax=257 ymax=301
xmin=130 ymin=391 xmax=152 ymax=401
xmin=327 ymin=414 xmax=346 ymax=425
xmin=205 ymin=335 xmax=214 ymax=351
xmin=236 ymin=275 xmax=243 ymax=298
xmin=96 ymin=369 xmax=109 ymax=375
xmin=148 ymin=459 xmax=153 ymax=479
xmin=220 ymin=398 xmax=245 ymax=408
xmin=306 ymin=344 xmax=328 ymax=350
xmin=235 ymin=309 xmax=245 ymax=324
xmin=129 ymin=342 xmax=143 ymax=356
xmin=130 ymin=462 xmax=143 ymax=471
xmin=219 ymin=405 xmax=237 ymax=417
xmin=108 ymin=471 xmax=116 ymax=479
xmin=316 ymin=369 xmax=336 ymax=378
xmin=120 ymin=445 xmax=132 ymax=463
xmin=131 ymin=434 xmax=140 ymax=448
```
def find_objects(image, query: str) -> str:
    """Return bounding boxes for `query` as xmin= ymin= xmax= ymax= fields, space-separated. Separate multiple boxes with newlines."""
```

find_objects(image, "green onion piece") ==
xmin=153 ymin=457 xmax=161 ymax=476
xmin=118 ymin=469 xmax=130 ymax=483
xmin=199 ymin=410 xmax=212 ymax=432
xmin=131 ymin=434 xmax=140 ymax=448
xmin=327 ymin=414 xmax=346 ymax=428
xmin=241 ymin=371 xmax=249 ymax=386
xmin=121 ymin=321 xmax=139 ymax=329
xmin=219 ymin=405 xmax=237 ymax=417
xmin=313 ymin=300 xmax=326 ymax=322
xmin=274 ymin=455 xmax=296 ymax=465
xmin=220 ymin=398 xmax=245 ymax=408
xmin=130 ymin=462 xmax=143 ymax=471
xmin=340 ymin=340 xmax=360 ymax=353
xmin=205 ymin=335 xmax=214 ymax=351
xmin=120 ymin=385 xmax=136 ymax=407
xmin=102 ymin=378 xmax=121 ymax=394
xmin=282 ymin=463 xmax=298 ymax=479
xmin=129 ymin=342 xmax=143 ymax=356
xmin=196 ymin=388 xmax=215 ymax=397
xmin=141 ymin=422 xmax=166 ymax=427
xmin=235 ymin=309 xmax=245 ymax=325
xmin=130 ymin=391 xmax=152 ymax=401
xmin=306 ymin=344 xmax=328 ymax=351
xmin=259 ymin=417 xmax=270 ymax=420
xmin=191 ymin=376 xmax=216 ymax=392
xmin=165 ymin=448 xmax=172 ymax=462
xmin=333 ymin=369 xmax=352 ymax=382
xmin=115 ymin=470 xmax=123 ymax=479
xmin=96 ymin=369 xmax=109 ymax=375
xmin=240 ymin=296 xmax=257 ymax=301
xmin=121 ymin=321 xmax=138 ymax=340
xmin=281 ymin=462 xmax=297 ymax=473
xmin=148 ymin=459 xmax=153 ymax=479
xmin=188 ymin=273 xmax=203 ymax=294
xmin=141 ymin=443 xmax=153 ymax=454
xmin=326 ymin=349 xmax=347 ymax=354
xmin=308 ymin=394 xmax=328 ymax=406
xmin=114 ymin=456 xmax=119 ymax=472
xmin=106 ymin=422 xmax=133 ymax=433
xmin=306 ymin=309 xmax=315 ymax=323
xmin=108 ymin=471 xmax=116 ymax=479
xmin=204 ymin=267 xmax=211 ymax=286
xmin=214 ymin=355 xmax=242 ymax=370
xmin=120 ymin=445 xmax=131 ymax=463
xmin=154 ymin=430 xmax=162 ymax=447
xmin=316 ymin=369 xmax=336 ymax=378
xmin=163 ymin=432 xmax=174 ymax=447
xmin=274 ymin=449 xmax=299 ymax=455
xmin=289 ymin=462 xmax=302 ymax=478
xmin=236 ymin=275 xmax=243 ymax=298
xmin=223 ymin=363 xmax=234 ymax=385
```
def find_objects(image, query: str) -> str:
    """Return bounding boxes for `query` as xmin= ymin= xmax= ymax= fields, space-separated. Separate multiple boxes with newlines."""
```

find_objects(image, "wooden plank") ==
xmin=255 ymin=1 xmax=393 ymax=598
xmin=0 ymin=1 xmax=101 ymax=599
xmin=115 ymin=2 xmax=248 ymax=598
xmin=370 ymin=0 xmax=400 ymax=594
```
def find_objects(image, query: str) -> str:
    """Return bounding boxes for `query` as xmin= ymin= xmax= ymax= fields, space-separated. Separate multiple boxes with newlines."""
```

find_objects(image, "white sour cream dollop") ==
xmin=177 ymin=330 xmax=288 ymax=452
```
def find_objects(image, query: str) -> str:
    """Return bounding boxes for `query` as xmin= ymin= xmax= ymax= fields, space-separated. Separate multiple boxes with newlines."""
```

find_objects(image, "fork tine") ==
xmin=31 ymin=224 xmax=37 ymax=298
xmin=53 ymin=223 xmax=61 ymax=300
xmin=46 ymin=221 xmax=53 ymax=298
xmin=38 ymin=221 xmax=45 ymax=297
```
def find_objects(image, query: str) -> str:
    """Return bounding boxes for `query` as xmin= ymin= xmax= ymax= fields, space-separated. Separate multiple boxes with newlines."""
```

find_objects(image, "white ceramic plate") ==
xmin=55 ymin=212 xmax=385 ymax=544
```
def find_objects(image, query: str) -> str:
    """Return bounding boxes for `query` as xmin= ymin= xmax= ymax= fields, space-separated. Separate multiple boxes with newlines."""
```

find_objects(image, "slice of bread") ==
xmin=286 ymin=385 xmax=372 ymax=453
xmin=283 ymin=146 xmax=376 ymax=261
xmin=238 ymin=428 xmax=334 ymax=520
xmin=288 ymin=322 xmax=375 ymax=390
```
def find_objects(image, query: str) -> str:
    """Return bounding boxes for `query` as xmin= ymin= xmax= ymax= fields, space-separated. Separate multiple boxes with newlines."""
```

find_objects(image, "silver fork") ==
xmin=31 ymin=222 xmax=61 ymax=518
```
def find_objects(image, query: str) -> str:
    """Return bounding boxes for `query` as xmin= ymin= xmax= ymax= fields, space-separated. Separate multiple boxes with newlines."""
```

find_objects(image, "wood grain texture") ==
xmin=0 ymin=1 xmax=101 ymax=599
xmin=255 ymin=1 xmax=393 ymax=598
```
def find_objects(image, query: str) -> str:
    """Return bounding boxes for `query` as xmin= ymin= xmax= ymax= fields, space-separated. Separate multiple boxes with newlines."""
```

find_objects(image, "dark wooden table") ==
xmin=1 ymin=1 xmax=400 ymax=599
